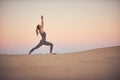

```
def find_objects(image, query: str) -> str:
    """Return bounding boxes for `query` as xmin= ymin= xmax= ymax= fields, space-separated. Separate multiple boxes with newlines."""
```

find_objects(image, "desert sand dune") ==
xmin=0 ymin=46 xmax=120 ymax=80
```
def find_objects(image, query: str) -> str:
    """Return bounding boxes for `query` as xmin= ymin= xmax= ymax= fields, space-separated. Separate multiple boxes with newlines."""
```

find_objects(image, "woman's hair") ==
xmin=36 ymin=24 xmax=40 ymax=36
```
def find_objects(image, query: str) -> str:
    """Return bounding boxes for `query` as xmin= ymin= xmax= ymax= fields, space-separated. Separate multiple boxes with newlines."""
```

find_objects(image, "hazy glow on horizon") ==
xmin=0 ymin=0 xmax=120 ymax=54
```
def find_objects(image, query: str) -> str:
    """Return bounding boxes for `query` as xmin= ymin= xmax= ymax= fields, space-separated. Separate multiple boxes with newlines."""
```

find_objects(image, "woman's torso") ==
xmin=40 ymin=31 xmax=46 ymax=40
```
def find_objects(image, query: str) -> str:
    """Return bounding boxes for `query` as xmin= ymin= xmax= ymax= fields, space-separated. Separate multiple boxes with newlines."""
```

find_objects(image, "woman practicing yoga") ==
xmin=29 ymin=15 xmax=53 ymax=54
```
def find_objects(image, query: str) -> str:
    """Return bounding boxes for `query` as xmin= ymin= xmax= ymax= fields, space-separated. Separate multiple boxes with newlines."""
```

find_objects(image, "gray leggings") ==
xmin=29 ymin=39 xmax=53 ymax=54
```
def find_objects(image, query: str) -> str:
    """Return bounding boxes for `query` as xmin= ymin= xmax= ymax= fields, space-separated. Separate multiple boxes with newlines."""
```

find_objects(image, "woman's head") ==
xmin=36 ymin=24 xmax=40 ymax=36
xmin=36 ymin=24 xmax=40 ymax=30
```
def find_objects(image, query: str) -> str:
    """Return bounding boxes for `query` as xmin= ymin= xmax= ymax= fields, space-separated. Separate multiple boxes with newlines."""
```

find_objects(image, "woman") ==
xmin=29 ymin=15 xmax=53 ymax=54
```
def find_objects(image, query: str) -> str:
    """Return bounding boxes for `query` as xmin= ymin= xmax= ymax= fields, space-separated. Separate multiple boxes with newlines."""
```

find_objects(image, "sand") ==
xmin=0 ymin=46 xmax=120 ymax=80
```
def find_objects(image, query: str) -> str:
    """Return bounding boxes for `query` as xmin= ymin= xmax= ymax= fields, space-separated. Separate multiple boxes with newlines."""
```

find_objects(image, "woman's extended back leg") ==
xmin=29 ymin=41 xmax=43 ymax=54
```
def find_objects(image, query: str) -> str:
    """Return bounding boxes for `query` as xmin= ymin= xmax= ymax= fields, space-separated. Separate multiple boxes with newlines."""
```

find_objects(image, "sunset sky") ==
xmin=0 ymin=0 xmax=120 ymax=54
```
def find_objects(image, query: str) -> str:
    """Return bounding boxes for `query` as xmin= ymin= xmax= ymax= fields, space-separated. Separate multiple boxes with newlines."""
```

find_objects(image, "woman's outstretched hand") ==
xmin=41 ymin=15 xmax=43 ymax=19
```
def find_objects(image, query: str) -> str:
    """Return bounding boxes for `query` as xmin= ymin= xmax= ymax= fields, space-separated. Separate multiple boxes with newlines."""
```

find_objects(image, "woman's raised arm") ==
xmin=41 ymin=15 xmax=44 ymax=28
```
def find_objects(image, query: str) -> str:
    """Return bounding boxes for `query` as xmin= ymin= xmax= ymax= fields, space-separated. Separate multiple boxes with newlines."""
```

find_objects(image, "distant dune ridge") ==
xmin=0 ymin=46 xmax=120 ymax=80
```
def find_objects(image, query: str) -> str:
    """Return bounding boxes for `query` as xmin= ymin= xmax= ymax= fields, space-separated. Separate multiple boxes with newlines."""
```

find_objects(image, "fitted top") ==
xmin=40 ymin=31 xmax=46 ymax=40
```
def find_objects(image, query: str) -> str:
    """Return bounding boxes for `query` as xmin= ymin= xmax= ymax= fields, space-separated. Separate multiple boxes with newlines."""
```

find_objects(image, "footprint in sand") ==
xmin=65 ymin=68 xmax=71 ymax=73
xmin=56 ymin=56 xmax=60 ymax=59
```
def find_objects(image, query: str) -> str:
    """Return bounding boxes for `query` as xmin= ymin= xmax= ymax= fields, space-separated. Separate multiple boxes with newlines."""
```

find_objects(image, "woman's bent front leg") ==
xmin=44 ymin=41 xmax=53 ymax=53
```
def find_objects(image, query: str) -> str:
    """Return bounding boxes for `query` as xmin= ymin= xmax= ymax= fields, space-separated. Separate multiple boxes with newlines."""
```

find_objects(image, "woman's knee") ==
xmin=50 ymin=43 xmax=53 ymax=47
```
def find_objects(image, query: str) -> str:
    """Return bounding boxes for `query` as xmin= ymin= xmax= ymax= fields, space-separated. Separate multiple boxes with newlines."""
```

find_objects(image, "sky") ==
xmin=0 ymin=0 xmax=120 ymax=54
